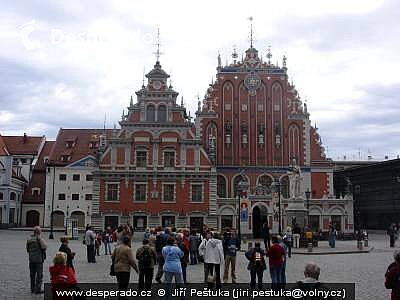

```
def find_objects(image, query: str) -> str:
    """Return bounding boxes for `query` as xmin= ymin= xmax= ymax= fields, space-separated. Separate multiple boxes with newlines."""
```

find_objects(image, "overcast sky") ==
xmin=1 ymin=0 xmax=399 ymax=161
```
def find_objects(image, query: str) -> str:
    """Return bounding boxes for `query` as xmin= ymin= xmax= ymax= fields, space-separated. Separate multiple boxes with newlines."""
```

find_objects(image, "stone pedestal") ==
xmin=285 ymin=197 xmax=307 ymax=230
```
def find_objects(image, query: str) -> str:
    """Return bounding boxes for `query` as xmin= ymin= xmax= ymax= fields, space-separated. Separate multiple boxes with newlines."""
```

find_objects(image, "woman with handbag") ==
xmin=111 ymin=236 xmax=138 ymax=298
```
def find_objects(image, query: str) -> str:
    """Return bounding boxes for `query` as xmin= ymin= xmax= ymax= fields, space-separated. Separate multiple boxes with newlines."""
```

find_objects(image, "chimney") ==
xmin=23 ymin=133 xmax=27 ymax=143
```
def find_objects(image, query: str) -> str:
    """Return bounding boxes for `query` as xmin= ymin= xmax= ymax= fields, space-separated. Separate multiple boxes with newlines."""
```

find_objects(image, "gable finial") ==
xmin=248 ymin=16 xmax=254 ymax=48
xmin=153 ymin=28 xmax=163 ymax=63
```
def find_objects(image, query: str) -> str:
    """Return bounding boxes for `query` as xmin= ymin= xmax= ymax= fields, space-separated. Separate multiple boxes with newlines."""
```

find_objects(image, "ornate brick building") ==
xmin=196 ymin=43 xmax=353 ymax=236
xmin=92 ymin=60 xmax=215 ymax=231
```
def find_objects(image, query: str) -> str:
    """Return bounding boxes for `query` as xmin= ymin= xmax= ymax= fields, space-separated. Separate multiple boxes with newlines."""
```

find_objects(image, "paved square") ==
xmin=0 ymin=230 xmax=394 ymax=299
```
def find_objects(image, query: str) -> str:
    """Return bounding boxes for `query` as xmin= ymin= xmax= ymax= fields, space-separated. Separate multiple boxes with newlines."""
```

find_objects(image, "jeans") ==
xmin=203 ymin=263 xmax=209 ymax=283
xmin=164 ymin=271 xmax=183 ymax=299
xmin=207 ymin=263 xmax=221 ymax=289
xmin=155 ymin=253 xmax=164 ymax=281
xmin=190 ymin=250 xmax=197 ymax=264
xmin=116 ymin=272 xmax=130 ymax=300
xmin=250 ymin=269 xmax=263 ymax=290
xmin=29 ymin=262 xmax=43 ymax=292
xmin=138 ymin=268 xmax=153 ymax=291
xmin=223 ymin=255 xmax=236 ymax=283
xmin=281 ymin=260 xmax=287 ymax=285
xmin=104 ymin=242 xmax=112 ymax=255
xmin=87 ymin=245 xmax=96 ymax=263
xmin=269 ymin=264 xmax=283 ymax=289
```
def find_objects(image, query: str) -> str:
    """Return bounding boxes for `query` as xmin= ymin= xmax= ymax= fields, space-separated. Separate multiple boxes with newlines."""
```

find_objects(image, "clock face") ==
xmin=152 ymin=81 xmax=162 ymax=90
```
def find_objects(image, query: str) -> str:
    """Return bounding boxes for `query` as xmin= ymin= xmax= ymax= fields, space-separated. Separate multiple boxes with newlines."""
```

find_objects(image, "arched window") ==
xmin=146 ymin=105 xmax=155 ymax=122
xmin=158 ymin=105 xmax=167 ymax=122
xmin=258 ymin=174 xmax=272 ymax=188
xmin=217 ymin=175 xmax=226 ymax=198
xmin=233 ymin=175 xmax=249 ymax=197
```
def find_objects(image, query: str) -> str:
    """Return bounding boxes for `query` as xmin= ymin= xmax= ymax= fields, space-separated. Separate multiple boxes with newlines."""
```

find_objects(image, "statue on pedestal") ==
xmin=288 ymin=159 xmax=302 ymax=199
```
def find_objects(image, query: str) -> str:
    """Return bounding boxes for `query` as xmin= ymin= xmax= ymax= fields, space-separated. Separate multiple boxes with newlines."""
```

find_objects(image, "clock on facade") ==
xmin=152 ymin=81 xmax=162 ymax=90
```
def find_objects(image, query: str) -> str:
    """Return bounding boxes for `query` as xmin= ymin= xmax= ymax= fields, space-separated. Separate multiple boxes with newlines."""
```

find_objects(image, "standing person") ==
xmin=85 ymin=226 xmax=96 ymax=263
xmin=176 ymin=233 xmax=190 ymax=283
xmin=112 ymin=236 xmax=139 ymax=299
xmin=266 ymin=235 xmax=285 ymax=290
xmin=59 ymin=236 xmax=75 ymax=271
xmin=293 ymin=223 xmax=301 ymax=248
xmin=388 ymin=224 xmax=396 ymax=248
xmin=198 ymin=231 xmax=211 ymax=283
xmin=189 ymin=230 xmax=199 ymax=265
xmin=277 ymin=235 xmax=288 ymax=286
xmin=204 ymin=232 xmax=224 ymax=289
xmin=148 ymin=228 xmax=157 ymax=249
xmin=385 ymin=250 xmax=400 ymax=300
xmin=95 ymin=232 xmax=102 ymax=256
xmin=328 ymin=225 xmax=337 ymax=248
xmin=223 ymin=229 xmax=240 ymax=283
xmin=245 ymin=242 xmax=266 ymax=290
xmin=162 ymin=236 xmax=184 ymax=298
xmin=26 ymin=226 xmax=47 ymax=294
xmin=289 ymin=262 xmax=334 ymax=300
xmin=155 ymin=227 xmax=170 ymax=283
xmin=283 ymin=226 xmax=293 ymax=258
xmin=262 ymin=221 xmax=270 ymax=250
xmin=103 ymin=228 xmax=112 ymax=255
xmin=136 ymin=239 xmax=157 ymax=291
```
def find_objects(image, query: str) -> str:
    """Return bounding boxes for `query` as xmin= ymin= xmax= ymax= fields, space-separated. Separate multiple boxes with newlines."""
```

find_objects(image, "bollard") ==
xmin=307 ymin=242 xmax=313 ymax=252
xmin=364 ymin=238 xmax=368 ymax=247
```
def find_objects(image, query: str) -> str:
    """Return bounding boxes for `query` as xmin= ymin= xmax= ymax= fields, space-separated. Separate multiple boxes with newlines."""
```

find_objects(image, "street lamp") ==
xmin=47 ymin=160 xmax=55 ymax=239
xmin=236 ymin=178 xmax=248 ymax=243
xmin=271 ymin=179 xmax=282 ymax=236
xmin=305 ymin=188 xmax=311 ymax=228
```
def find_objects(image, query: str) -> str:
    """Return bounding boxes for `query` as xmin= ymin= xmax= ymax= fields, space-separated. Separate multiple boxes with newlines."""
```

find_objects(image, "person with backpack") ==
xmin=155 ymin=227 xmax=170 ymax=283
xmin=245 ymin=242 xmax=266 ymax=290
xmin=26 ymin=226 xmax=47 ymax=294
xmin=385 ymin=250 xmax=400 ymax=300
xmin=136 ymin=239 xmax=157 ymax=291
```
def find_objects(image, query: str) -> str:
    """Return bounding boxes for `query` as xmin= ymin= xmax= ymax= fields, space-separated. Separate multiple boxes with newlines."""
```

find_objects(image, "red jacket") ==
xmin=385 ymin=262 xmax=400 ymax=300
xmin=266 ymin=243 xmax=285 ymax=266
xmin=50 ymin=265 xmax=77 ymax=300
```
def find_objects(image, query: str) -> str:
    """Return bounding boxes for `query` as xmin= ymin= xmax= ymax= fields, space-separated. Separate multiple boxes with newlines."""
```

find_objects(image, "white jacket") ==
xmin=201 ymin=238 xmax=224 ymax=265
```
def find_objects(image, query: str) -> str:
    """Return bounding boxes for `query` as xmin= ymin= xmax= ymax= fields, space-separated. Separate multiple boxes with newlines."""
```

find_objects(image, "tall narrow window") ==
xmin=164 ymin=151 xmax=175 ymax=167
xmin=163 ymin=184 xmax=175 ymax=202
xmin=217 ymin=175 xmax=226 ymax=198
xmin=191 ymin=184 xmax=203 ymax=202
xmin=136 ymin=151 xmax=147 ymax=167
xmin=158 ymin=105 xmax=167 ymax=122
xmin=146 ymin=105 xmax=155 ymax=122
xmin=135 ymin=184 xmax=147 ymax=202
xmin=106 ymin=184 xmax=119 ymax=201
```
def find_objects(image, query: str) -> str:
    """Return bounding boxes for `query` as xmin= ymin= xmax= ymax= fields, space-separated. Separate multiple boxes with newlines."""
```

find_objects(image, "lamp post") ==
xmin=305 ymin=188 xmax=311 ymax=228
xmin=272 ymin=179 xmax=282 ymax=236
xmin=47 ymin=160 xmax=55 ymax=239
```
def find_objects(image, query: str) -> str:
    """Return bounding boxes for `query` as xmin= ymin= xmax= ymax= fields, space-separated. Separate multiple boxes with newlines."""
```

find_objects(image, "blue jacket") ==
xmin=224 ymin=237 xmax=240 ymax=256
xmin=162 ymin=245 xmax=183 ymax=273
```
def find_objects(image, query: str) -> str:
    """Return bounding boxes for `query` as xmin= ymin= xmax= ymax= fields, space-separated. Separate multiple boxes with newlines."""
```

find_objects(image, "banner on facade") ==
xmin=240 ymin=200 xmax=249 ymax=222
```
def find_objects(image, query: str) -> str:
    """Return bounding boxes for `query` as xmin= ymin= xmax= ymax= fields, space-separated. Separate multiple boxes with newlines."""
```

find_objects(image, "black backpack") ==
xmin=140 ymin=247 xmax=153 ymax=267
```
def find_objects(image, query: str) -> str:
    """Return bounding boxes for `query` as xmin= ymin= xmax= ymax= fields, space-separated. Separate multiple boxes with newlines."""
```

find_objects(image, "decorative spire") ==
xmin=232 ymin=45 xmax=238 ymax=63
xmin=218 ymin=52 xmax=221 ymax=68
xmin=130 ymin=95 xmax=133 ymax=106
xmin=266 ymin=45 xmax=272 ymax=65
xmin=121 ymin=109 xmax=124 ymax=119
xmin=142 ymin=67 xmax=145 ymax=88
xmin=248 ymin=16 xmax=254 ymax=48
xmin=153 ymin=28 xmax=163 ymax=63
xmin=283 ymin=54 xmax=287 ymax=68
xmin=181 ymin=96 xmax=184 ymax=107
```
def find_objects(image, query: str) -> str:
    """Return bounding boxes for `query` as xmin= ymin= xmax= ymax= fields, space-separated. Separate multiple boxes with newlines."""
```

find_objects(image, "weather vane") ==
xmin=248 ymin=16 xmax=254 ymax=48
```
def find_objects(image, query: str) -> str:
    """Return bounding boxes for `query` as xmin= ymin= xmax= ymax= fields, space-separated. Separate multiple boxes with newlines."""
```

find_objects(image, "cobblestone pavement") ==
xmin=0 ymin=230 xmax=395 ymax=299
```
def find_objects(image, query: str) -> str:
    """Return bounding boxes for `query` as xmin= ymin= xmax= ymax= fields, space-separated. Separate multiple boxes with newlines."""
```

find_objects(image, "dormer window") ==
xmin=61 ymin=155 xmax=71 ymax=162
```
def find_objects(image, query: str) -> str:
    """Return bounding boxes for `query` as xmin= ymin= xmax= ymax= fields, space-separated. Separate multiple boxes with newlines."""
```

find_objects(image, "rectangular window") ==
xmin=191 ymin=184 xmax=203 ymax=202
xmin=163 ymin=184 xmax=175 ymax=202
xmin=59 ymin=174 xmax=67 ymax=181
xmin=72 ymin=174 xmax=80 ymax=181
xmin=164 ymin=151 xmax=175 ymax=167
xmin=85 ymin=194 xmax=92 ymax=201
xmin=107 ymin=184 xmax=119 ymax=201
xmin=72 ymin=193 xmax=79 ymax=201
xmin=136 ymin=151 xmax=147 ymax=167
xmin=162 ymin=216 xmax=175 ymax=228
xmin=86 ymin=174 xmax=93 ymax=181
xmin=135 ymin=184 xmax=147 ymax=202
xmin=58 ymin=194 xmax=66 ymax=201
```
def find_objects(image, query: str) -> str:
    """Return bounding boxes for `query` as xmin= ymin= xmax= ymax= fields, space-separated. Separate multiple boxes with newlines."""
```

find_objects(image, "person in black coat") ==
xmin=245 ymin=242 xmax=266 ymax=290
xmin=262 ymin=221 xmax=270 ymax=250
xmin=59 ymin=236 xmax=75 ymax=271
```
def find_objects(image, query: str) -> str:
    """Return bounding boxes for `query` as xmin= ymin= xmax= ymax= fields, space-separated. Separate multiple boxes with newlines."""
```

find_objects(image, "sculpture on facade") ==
xmin=288 ymin=159 xmax=302 ymax=198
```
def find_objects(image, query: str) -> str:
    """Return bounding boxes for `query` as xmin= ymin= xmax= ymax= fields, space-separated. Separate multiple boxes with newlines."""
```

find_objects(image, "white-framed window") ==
xmin=190 ymin=184 xmax=203 ymax=202
xmin=59 ymin=174 xmax=67 ymax=181
xmin=136 ymin=150 xmax=147 ymax=168
xmin=58 ymin=193 xmax=66 ymax=201
xmin=72 ymin=193 xmax=79 ymax=201
xmin=163 ymin=150 xmax=175 ymax=167
xmin=72 ymin=174 xmax=80 ymax=181
xmin=134 ymin=183 xmax=147 ymax=202
xmin=106 ymin=183 xmax=119 ymax=202
xmin=162 ymin=183 xmax=175 ymax=202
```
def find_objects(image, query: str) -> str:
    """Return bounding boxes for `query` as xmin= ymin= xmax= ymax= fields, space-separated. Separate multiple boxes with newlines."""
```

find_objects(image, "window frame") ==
xmin=163 ymin=150 xmax=175 ymax=168
xmin=71 ymin=193 xmax=79 ymax=201
xmin=72 ymin=174 xmax=80 ymax=181
xmin=136 ymin=150 xmax=147 ymax=168
xmin=134 ymin=183 xmax=147 ymax=202
xmin=58 ymin=193 xmax=66 ymax=201
xmin=106 ymin=183 xmax=119 ymax=202
xmin=190 ymin=183 xmax=203 ymax=202
xmin=162 ymin=183 xmax=175 ymax=203
xmin=59 ymin=174 xmax=67 ymax=181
